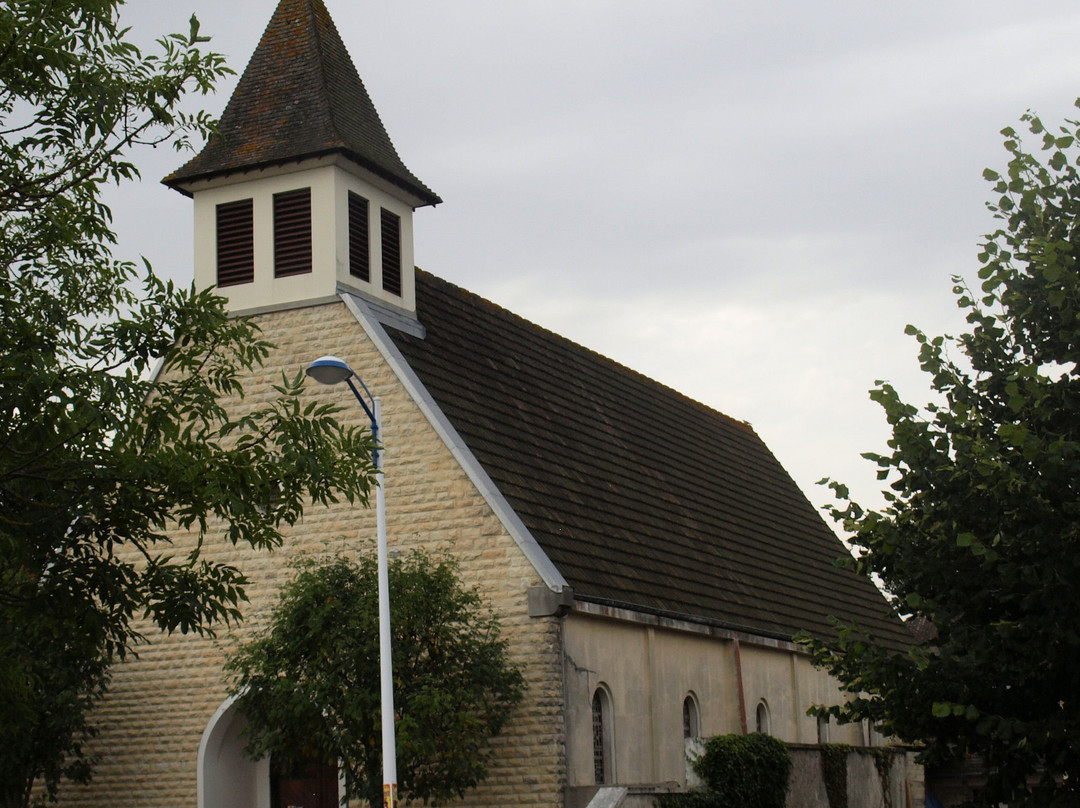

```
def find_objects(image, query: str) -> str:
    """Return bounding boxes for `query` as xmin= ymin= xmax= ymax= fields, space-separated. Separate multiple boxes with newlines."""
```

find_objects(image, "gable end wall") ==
xmin=63 ymin=302 xmax=565 ymax=808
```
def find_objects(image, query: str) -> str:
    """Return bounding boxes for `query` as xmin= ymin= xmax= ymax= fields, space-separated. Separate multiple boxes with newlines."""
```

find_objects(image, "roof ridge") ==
xmin=307 ymin=0 xmax=337 ymax=143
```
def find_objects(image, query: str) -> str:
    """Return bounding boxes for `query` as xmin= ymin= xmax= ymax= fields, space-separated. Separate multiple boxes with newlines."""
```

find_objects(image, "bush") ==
xmin=655 ymin=789 xmax=724 ymax=808
xmin=655 ymin=733 xmax=792 ymax=808
xmin=225 ymin=551 xmax=524 ymax=808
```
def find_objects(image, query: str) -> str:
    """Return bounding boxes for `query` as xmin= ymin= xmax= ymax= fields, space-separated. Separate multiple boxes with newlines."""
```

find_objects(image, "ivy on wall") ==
xmin=870 ymin=748 xmax=894 ymax=808
xmin=655 ymin=735 xmax=904 ymax=808
xmin=820 ymin=744 xmax=851 ymax=808
xmin=820 ymin=744 xmax=900 ymax=808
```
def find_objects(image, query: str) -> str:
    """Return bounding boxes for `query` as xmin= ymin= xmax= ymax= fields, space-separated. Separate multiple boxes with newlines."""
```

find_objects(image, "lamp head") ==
xmin=305 ymin=355 xmax=355 ymax=386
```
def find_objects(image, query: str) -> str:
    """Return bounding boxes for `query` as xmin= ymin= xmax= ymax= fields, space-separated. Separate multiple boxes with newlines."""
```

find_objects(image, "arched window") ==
xmin=682 ymin=694 xmax=700 ymax=739
xmin=755 ymin=700 xmax=770 ymax=735
xmin=592 ymin=686 xmax=614 ymax=785
xmin=863 ymin=718 xmax=880 ymax=747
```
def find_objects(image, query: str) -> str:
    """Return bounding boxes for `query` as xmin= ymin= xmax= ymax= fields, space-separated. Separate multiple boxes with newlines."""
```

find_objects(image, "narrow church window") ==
xmin=216 ymin=199 xmax=254 ymax=286
xmin=683 ymin=694 xmax=700 ymax=739
xmin=348 ymin=191 xmax=370 ymax=282
xmin=274 ymin=187 xmax=312 ymax=277
xmin=592 ymin=687 xmax=612 ymax=785
xmin=755 ymin=700 xmax=770 ymax=735
xmin=817 ymin=714 xmax=830 ymax=744
xmin=260 ymin=479 xmax=282 ymax=515
xmin=862 ymin=718 xmax=875 ymax=747
xmin=380 ymin=207 xmax=402 ymax=296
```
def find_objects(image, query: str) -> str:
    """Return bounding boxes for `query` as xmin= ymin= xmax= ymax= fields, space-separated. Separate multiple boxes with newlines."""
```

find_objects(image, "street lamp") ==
xmin=305 ymin=355 xmax=397 ymax=808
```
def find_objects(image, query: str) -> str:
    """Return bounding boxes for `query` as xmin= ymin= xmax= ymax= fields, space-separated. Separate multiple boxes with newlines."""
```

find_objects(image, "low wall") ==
xmin=637 ymin=744 xmax=924 ymax=808
xmin=790 ymin=745 xmax=922 ymax=808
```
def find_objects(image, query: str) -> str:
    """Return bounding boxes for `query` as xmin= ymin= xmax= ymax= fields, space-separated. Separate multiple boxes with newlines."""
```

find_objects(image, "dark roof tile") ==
xmin=387 ymin=270 xmax=911 ymax=648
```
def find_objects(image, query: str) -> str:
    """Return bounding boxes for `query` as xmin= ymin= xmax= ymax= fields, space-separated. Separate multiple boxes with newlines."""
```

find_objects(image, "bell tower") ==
xmin=163 ymin=0 xmax=440 ymax=315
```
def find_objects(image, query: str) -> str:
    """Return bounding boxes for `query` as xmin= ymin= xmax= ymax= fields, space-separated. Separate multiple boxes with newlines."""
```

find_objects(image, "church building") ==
xmin=66 ymin=1 xmax=917 ymax=806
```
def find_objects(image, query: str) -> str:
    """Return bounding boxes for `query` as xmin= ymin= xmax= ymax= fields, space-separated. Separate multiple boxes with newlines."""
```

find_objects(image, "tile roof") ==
xmin=163 ymin=0 xmax=440 ymax=206
xmin=386 ymin=270 xmax=911 ymax=648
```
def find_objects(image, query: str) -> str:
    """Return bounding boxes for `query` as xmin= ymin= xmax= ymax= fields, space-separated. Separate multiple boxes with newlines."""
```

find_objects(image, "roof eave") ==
xmin=162 ymin=146 xmax=442 ymax=207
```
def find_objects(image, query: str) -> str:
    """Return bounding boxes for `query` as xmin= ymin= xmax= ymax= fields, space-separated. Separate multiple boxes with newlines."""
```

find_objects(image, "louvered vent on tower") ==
xmin=274 ymin=188 xmax=312 ymax=277
xmin=349 ymin=191 xmax=370 ymax=282
xmin=381 ymin=208 xmax=401 ymax=296
xmin=216 ymin=199 xmax=254 ymax=287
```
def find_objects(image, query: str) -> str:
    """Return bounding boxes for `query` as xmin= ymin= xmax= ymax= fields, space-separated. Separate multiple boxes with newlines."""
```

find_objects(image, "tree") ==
xmin=799 ymin=101 xmax=1080 ymax=807
xmin=0 ymin=3 xmax=375 ymax=805
xmin=225 ymin=551 xmax=526 ymax=808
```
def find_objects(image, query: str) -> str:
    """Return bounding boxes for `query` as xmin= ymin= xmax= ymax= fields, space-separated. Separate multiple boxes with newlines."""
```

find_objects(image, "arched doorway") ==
xmin=199 ymin=697 xmax=342 ymax=808
xmin=198 ymin=696 xmax=270 ymax=808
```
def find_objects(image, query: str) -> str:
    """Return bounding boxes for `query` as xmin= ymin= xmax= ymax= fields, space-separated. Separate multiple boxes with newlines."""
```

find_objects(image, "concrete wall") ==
xmin=61 ymin=301 xmax=565 ymax=807
xmin=561 ymin=607 xmax=866 ymax=794
xmin=788 ymin=746 xmax=924 ymax=808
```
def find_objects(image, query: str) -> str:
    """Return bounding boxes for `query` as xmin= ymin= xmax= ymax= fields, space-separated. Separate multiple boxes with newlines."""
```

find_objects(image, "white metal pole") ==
xmin=374 ymin=397 xmax=398 ymax=808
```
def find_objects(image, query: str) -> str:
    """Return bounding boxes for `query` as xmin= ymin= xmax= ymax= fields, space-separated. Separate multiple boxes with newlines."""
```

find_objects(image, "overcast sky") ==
xmin=109 ymin=1 xmax=1080 ymax=517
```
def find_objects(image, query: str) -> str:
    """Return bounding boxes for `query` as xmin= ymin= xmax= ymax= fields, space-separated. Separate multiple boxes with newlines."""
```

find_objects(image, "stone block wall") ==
xmin=61 ymin=301 xmax=567 ymax=807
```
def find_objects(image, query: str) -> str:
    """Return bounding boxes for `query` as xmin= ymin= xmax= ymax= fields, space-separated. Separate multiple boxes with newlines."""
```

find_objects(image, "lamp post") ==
xmin=305 ymin=355 xmax=397 ymax=808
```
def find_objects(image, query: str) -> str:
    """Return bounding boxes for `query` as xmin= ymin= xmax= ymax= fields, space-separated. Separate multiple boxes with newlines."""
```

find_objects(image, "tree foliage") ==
xmin=0 ymin=3 xmax=375 ymax=805
xmin=225 ymin=551 xmax=526 ymax=808
xmin=800 ymin=101 xmax=1080 ymax=806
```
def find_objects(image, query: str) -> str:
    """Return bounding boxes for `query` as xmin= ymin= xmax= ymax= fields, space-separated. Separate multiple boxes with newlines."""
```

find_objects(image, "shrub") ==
xmin=655 ymin=733 xmax=792 ymax=808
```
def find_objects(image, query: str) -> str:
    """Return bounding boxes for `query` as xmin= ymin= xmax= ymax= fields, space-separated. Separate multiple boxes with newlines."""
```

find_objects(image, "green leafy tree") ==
xmin=800 ymin=102 xmax=1080 ymax=807
xmin=0 ymin=3 xmax=375 ymax=805
xmin=225 ymin=551 xmax=526 ymax=808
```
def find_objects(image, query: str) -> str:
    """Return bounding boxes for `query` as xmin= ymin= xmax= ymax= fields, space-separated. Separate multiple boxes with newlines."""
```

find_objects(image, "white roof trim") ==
xmin=341 ymin=292 xmax=568 ymax=593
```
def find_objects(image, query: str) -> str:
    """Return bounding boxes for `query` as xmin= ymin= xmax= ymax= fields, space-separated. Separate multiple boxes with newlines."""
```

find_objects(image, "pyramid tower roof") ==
xmin=164 ymin=0 xmax=440 ymax=206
